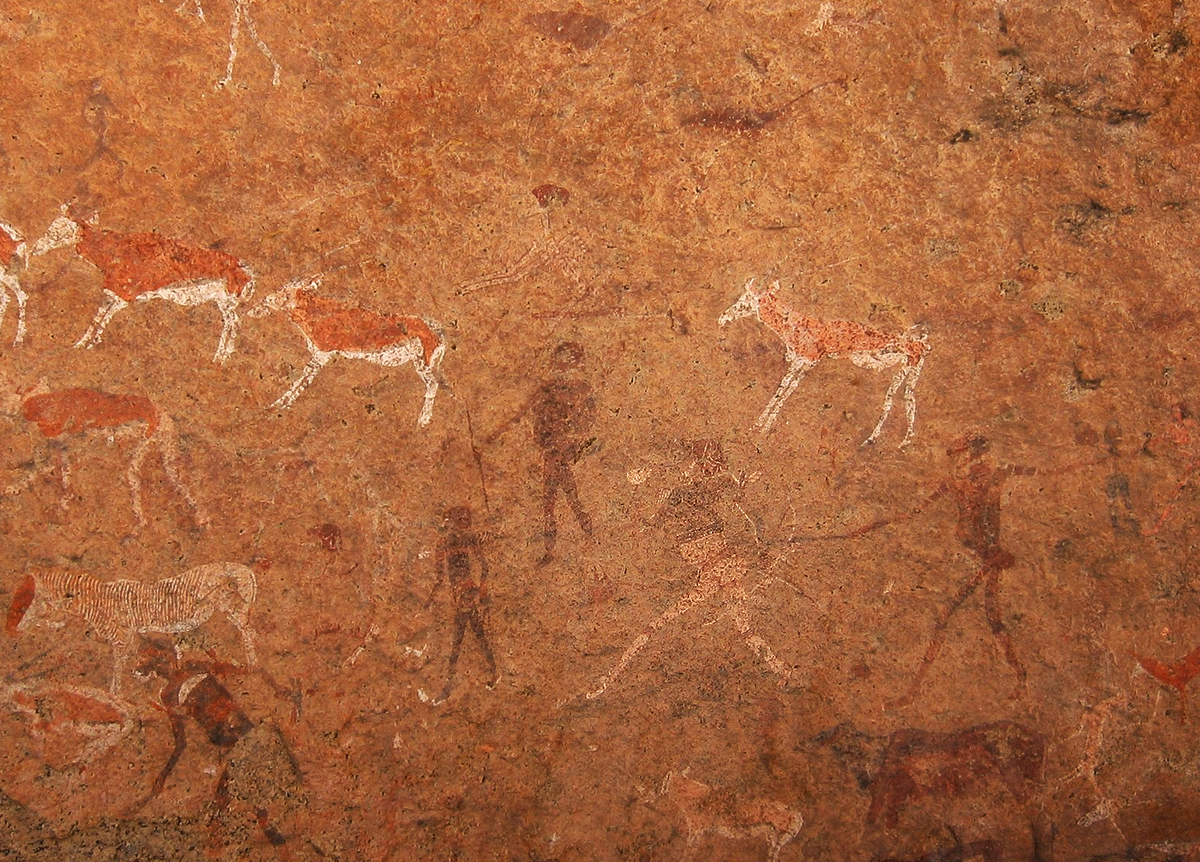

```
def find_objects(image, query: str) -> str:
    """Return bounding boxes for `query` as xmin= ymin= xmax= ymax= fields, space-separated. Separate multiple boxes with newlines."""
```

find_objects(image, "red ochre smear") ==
xmin=76 ymin=222 xmax=251 ymax=301
xmin=0 ymin=229 xmax=19 ymax=268
xmin=532 ymin=184 xmax=570 ymax=208
xmin=291 ymin=291 xmax=440 ymax=366
xmin=524 ymin=11 xmax=611 ymax=50
xmin=22 ymin=389 xmax=159 ymax=439
xmin=6 ymin=573 xmax=35 ymax=636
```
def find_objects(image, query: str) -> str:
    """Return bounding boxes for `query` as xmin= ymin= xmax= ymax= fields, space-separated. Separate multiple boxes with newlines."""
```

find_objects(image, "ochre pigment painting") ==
xmin=2 ymin=0 xmax=1200 ymax=859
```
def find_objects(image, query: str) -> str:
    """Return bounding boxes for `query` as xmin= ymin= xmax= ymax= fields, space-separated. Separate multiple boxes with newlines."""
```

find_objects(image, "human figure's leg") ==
xmin=438 ymin=615 xmax=469 ymax=701
xmin=585 ymin=575 xmax=722 ymax=699
xmin=890 ymin=565 xmax=986 ymax=708
xmin=727 ymin=596 xmax=791 ymax=686
xmin=558 ymin=462 xmax=593 ymax=537
xmin=983 ymin=565 xmax=1026 ymax=696
xmin=468 ymin=610 xmax=499 ymax=685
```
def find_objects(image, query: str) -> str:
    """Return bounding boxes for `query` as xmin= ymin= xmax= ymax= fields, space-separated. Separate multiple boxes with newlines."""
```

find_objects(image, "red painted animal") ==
xmin=28 ymin=210 xmax=253 ymax=362
xmin=9 ymin=387 xmax=204 ymax=528
xmin=250 ymin=275 xmax=446 ymax=426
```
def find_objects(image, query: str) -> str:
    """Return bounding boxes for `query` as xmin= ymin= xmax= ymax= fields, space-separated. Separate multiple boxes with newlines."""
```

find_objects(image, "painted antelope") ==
xmin=658 ymin=771 xmax=804 ymax=862
xmin=718 ymin=278 xmax=930 ymax=445
xmin=28 ymin=210 xmax=254 ymax=362
xmin=5 ymin=386 xmax=205 ymax=529
xmin=0 ymin=220 xmax=28 ymax=345
xmin=249 ymin=275 xmax=447 ymax=426
xmin=6 ymin=563 xmax=259 ymax=693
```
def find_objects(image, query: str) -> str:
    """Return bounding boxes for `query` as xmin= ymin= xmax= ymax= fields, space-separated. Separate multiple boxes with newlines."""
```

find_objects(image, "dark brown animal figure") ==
xmin=867 ymin=721 xmax=1045 ymax=829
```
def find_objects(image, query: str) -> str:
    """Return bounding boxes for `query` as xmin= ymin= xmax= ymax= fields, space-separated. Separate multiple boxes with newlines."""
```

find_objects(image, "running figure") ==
xmin=891 ymin=434 xmax=1037 ymax=707
xmin=586 ymin=440 xmax=791 ymax=699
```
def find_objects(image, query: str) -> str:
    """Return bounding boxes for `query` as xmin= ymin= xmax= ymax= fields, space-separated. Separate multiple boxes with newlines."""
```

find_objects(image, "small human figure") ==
xmin=586 ymin=440 xmax=791 ymax=699
xmin=891 ymin=434 xmax=1038 ymax=707
xmin=423 ymin=505 xmax=499 ymax=704
xmin=1103 ymin=419 xmax=1139 ymax=536
xmin=488 ymin=341 xmax=596 ymax=564
xmin=79 ymin=78 xmax=126 ymax=184
xmin=1144 ymin=402 xmax=1200 ymax=536
xmin=130 ymin=639 xmax=302 ymax=851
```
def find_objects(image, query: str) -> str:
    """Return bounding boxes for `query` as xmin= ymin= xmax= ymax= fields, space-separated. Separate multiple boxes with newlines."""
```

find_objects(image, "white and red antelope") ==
xmin=718 ymin=278 xmax=930 ymax=446
xmin=658 ymin=771 xmax=804 ymax=862
xmin=250 ymin=275 xmax=447 ymax=426
xmin=28 ymin=210 xmax=254 ymax=362
xmin=0 ymin=220 xmax=28 ymax=345
xmin=6 ymin=563 xmax=259 ymax=693
xmin=5 ymin=386 xmax=206 ymax=529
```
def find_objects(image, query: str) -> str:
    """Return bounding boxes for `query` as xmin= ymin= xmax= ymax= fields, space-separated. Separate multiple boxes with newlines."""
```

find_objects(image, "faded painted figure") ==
xmin=867 ymin=721 xmax=1045 ymax=829
xmin=6 ymin=563 xmax=258 ymax=693
xmin=131 ymin=639 xmax=302 ymax=852
xmin=28 ymin=209 xmax=254 ymax=362
xmin=719 ymin=277 xmax=930 ymax=444
xmin=658 ymin=770 xmax=803 ymax=862
xmin=586 ymin=440 xmax=791 ymax=699
xmin=422 ymin=505 xmax=499 ymax=704
xmin=891 ymin=434 xmax=1038 ymax=707
xmin=0 ymin=220 xmax=28 ymax=345
xmin=5 ymin=386 xmax=206 ymax=529
xmin=489 ymin=341 xmax=595 ymax=563
xmin=250 ymin=276 xmax=446 ymax=426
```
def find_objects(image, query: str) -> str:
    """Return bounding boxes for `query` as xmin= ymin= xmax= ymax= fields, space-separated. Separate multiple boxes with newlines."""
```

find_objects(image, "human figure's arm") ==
xmin=485 ymin=392 xmax=534 ymax=444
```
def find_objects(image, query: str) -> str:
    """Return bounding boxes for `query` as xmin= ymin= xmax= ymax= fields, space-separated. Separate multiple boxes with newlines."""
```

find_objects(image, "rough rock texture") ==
xmin=1 ymin=0 xmax=1199 ymax=859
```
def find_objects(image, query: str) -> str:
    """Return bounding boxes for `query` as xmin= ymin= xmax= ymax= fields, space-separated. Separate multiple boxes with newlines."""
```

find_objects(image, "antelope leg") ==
xmin=865 ymin=365 xmax=908 ymax=446
xmin=754 ymin=361 xmax=811 ymax=433
xmin=272 ymin=354 xmax=330 ymax=409
xmin=75 ymin=291 xmax=128 ymax=349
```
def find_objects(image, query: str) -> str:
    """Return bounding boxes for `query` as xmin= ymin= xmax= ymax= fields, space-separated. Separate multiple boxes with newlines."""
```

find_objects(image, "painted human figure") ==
xmin=80 ymin=78 xmax=126 ymax=183
xmin=1144 ymin=402 xmax=1200 ymax=536
xmin=489 ymin=341 xmax=595 ymax=563
xmin=892 ymin=434 xmax=1040 ymax=707
xmin=424 ymin=505 xmax=499 ymax=704
xmin=586 ymin=440 xmax=791 ymax=699
xmin=131 ymin=639 xmax=301 ymax=851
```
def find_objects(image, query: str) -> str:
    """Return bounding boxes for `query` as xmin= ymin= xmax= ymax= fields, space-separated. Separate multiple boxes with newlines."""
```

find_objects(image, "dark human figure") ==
xmin=131 ymin=639 xmax=301 ymax=852
xmin=425 ymin=505 xmax=499 ymax=704
xmin=892 ymin=434 xmax=1038 ymax=707
xmin=1103 ymin=420 xmax=1139 ymax=535
xmin=80 ymin=78 xmax=126 ymax=183
xmin=488 ymin=341 xmax=596 ymax=563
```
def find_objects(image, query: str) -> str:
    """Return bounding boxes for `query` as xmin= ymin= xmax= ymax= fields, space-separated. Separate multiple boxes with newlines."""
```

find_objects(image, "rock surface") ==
xmin=1 ymin=0 xmax=1199 ymax=859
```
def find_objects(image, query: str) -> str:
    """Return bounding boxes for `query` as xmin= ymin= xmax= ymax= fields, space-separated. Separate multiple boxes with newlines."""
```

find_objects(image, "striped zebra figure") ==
xmin=6 ymin=563 xmax=258 ymax=693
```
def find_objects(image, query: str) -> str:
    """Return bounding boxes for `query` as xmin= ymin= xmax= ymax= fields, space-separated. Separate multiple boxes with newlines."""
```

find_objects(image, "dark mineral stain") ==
xmin=525 ymin=11 xmax=611 ymax=51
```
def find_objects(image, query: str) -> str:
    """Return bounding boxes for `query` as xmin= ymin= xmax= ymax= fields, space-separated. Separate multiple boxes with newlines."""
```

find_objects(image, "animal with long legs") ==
xmin=718 ymin=277 xmax=929 ymax=445
xmin=6 ymin=563 xmax=258 ymax=693
xmin=5 ymin=386 xmax=206 ymax=529
xmin=249 ymin=275 xmax=446 ymax=426
xmin=27 ymin=209 xmax=254 ymax=362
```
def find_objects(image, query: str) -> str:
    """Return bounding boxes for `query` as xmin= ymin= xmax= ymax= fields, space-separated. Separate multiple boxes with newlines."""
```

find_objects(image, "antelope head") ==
xmin=718 ymin=277 xmax=769 ymax=326
xmin=27 ymin=208 xmax=82 ymax=259
xmin=247 ymin=275 xmax=321 ymax=319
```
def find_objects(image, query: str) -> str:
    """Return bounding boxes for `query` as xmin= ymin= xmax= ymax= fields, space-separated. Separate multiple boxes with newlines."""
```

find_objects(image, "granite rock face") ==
xmin=1 ymin=0 xmax=1199 ymax=859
